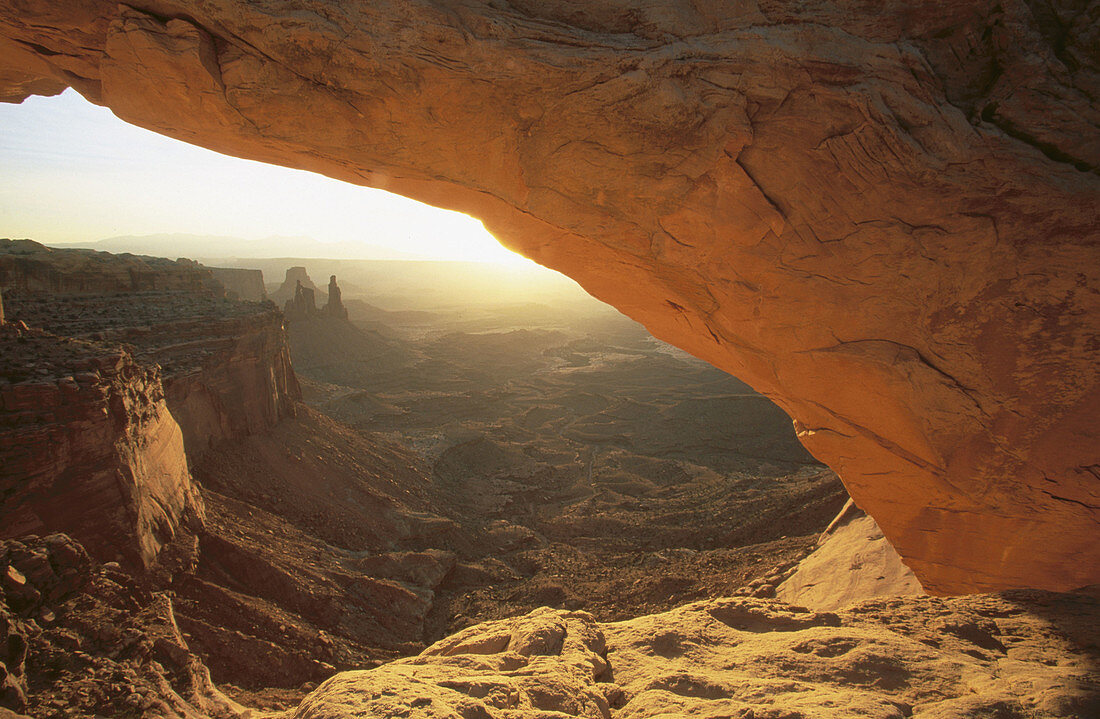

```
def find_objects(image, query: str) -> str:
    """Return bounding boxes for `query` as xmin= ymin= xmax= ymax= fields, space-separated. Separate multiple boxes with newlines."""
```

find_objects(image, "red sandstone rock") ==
xmin=1 ymin=241 xmax=302 ymax=463
xmin=0 ymin=326 xmax=203 ymax=568
xmin=152 ymin=310 xmax=301 ymax=460
xmin=0 ymin=1 xmax=1097 ymax=593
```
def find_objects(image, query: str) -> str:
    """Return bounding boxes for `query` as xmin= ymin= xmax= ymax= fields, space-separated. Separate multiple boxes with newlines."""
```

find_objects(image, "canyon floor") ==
xmin=192 ymin=263 xmax=850 ymax=709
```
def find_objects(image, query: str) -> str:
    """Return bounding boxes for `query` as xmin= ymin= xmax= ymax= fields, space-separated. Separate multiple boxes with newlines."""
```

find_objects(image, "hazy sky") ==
xmin=0 ymin=89 xmax=531 ymax=265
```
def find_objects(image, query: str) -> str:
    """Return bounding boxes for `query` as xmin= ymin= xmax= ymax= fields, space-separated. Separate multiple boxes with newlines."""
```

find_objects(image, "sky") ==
xmin=0 ymin=89 xmax=534 ymax=265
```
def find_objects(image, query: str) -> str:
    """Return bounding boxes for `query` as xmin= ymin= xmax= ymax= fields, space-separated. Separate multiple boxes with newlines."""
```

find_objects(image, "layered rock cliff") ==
xmin=100 ymin=307 xmax=301 ymax=462
xmin=1 ymin=2 xmax=1098 ymax=593
xmin=0 ymin=324 xmax=202 ymax=568
xmin=0 ymin=239 xmax=214 ymax=295
xmin=208 ymin=267 xmax=266 ymax=303
xmin=2 ymin=241 xmax=301 ymax=462
xmin=0 ymin=241 xmax=300 ymax=565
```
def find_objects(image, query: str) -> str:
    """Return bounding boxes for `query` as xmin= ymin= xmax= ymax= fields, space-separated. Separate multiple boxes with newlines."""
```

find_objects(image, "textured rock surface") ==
xmin=0 ymin=324 xmax=203 ymax=568
xmin=0 ymin=534 xmax=245 ymax=718
xmin=295 ymin=592 xmax=1099 ymax=718
xmin=0 ymin=241 xmax=302 ymax=566
xmin=776 ymin=500 xmax=924 ymax=611
xmin=2 ymin=241 xmax=301 ymax=462
xmin=1 ymin=2 xmax=1098 ymax=592
xmin=155 ymin=310 xmax=300 ymax=460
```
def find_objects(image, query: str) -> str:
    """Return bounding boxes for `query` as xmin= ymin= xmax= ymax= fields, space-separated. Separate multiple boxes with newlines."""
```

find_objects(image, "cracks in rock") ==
xmin=980 ymin=102 xmax=1096 ymax=174
xmin=9 ymin=37 xmax=66 ymax=58
xmin=799 ymin=338 xmax=988 ymax=419
xmin=656 ymin=220 xmax=696 ymax=249
xmin=900 ymin=345 xmax=987 ymax=417
xmin=776 ymin=254 xmax=877 ymax=288
xmin=959 ymin=212 xmax=1003 ymax=245
xmin=1040 ymin=489 xmax=1100 ymax=515
xmin=799 ymin=398 xmax=952 ymax=484
xmin=812 ymin=123 xmax=868 ymax=151
xmin=1079 ymin=465 xmax=1100 ymax=482
xmin=730 ymin=151 xmax=787 ymax=221
xmin=315 ymin=26 xmax=352 ymax=86
xmin=795 ymin=424 xmax=856 ymax=440
xmin=121 ymin=3 xmax=357 ymax=116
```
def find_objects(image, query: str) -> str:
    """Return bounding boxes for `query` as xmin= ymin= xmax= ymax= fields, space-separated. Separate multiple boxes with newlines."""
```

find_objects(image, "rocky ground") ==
xmin=5 ymin=530 xmax=1096 ymax=718
xmin=287 ymin=284 xmax=847 ymax=636
xmin=121 ymin=267 xmax=847 ymax=709
xmin=0 ymin=535 xmax=241 ymax=719
xmin=295 ymin=588 xmax=1100 ymax=719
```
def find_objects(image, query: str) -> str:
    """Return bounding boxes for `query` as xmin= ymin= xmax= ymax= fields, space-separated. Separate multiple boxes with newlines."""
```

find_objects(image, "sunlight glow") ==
xmin=0 ymin=90 xmax=536 ymax=267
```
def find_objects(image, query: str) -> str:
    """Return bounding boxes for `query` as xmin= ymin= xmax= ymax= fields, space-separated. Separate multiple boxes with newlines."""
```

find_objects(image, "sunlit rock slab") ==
xmin=293 ymin=592 xmax=1099 ymax=718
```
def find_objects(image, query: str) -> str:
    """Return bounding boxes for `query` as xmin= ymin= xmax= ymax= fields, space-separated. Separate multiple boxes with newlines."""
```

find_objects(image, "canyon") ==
xmin=1 ymin=0 xmax=1097 ymax=593
xmin=0 ymin=1 xmax=1098 ymax=716
xmin=0 ymin=242 xmax=1095 ymax=717
xmin=0 ymin=242 xmax=857 ymax=714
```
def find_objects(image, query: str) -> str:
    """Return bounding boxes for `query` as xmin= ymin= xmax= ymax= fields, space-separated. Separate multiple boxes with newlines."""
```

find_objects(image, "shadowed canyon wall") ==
xmin=1 ymin=1 xmax=1097 ymax=593
xmin=0 ymin=329 xmax=203 ymax=568
xmin=0 ymin=241 xmax=300 ymax=566
xmin=94 ymin=308 xmax=301 ymax=462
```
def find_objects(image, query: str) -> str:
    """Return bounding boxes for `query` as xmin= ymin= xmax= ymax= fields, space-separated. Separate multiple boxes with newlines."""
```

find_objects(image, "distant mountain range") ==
xmin=49 ymin=234 xmax=431 ymax=261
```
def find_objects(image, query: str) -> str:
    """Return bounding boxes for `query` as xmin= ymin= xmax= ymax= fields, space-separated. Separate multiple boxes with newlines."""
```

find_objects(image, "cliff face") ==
xmin=0 ymin=325 xmax=203 ymax=567
xmin=2 ymin=241 xmax=301 ymax=463
xmin=1 ymin=2 xmax=1098 ymax=593
xmin=0 ymin=241 xmax=300 ymax=565
xmin=157 ymin=311 xmax=300 ymax=460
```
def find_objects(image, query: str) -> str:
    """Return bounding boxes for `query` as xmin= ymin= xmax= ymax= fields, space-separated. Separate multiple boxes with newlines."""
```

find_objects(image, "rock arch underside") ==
xmin=1 ymin=0 xmax=1097 ymax=595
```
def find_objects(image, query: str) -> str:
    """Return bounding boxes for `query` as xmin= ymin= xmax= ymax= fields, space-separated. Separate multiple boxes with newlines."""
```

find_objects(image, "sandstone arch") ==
xmin=2 ymin=0 xmax=1097 ymax=593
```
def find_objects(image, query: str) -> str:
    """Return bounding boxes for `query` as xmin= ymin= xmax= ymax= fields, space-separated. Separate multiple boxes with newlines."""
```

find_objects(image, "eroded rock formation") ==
xmin=322 ymin=276 xmax=347 ymax=321
xmin=271 ymin=268 xmax=323 ymax=309
xmin=2 ymin=241 xmax=301 ymax=460
xmin=284 ymin=280 xmax=318 ymax=320
xmin=1 ymin=1 xmax=1097 ymax=592
xmin=0 ymin=241 xmax=300 ymax=564
xmin=0 ymin=324 xmax=202 ymax=568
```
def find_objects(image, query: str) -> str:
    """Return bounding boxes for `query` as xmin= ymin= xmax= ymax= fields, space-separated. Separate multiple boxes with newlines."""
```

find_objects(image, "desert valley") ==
xmin=0 ymin=239 xmax=1095 ymax=718
xmin=1 ymin=1 xmax=1099 ymax=718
